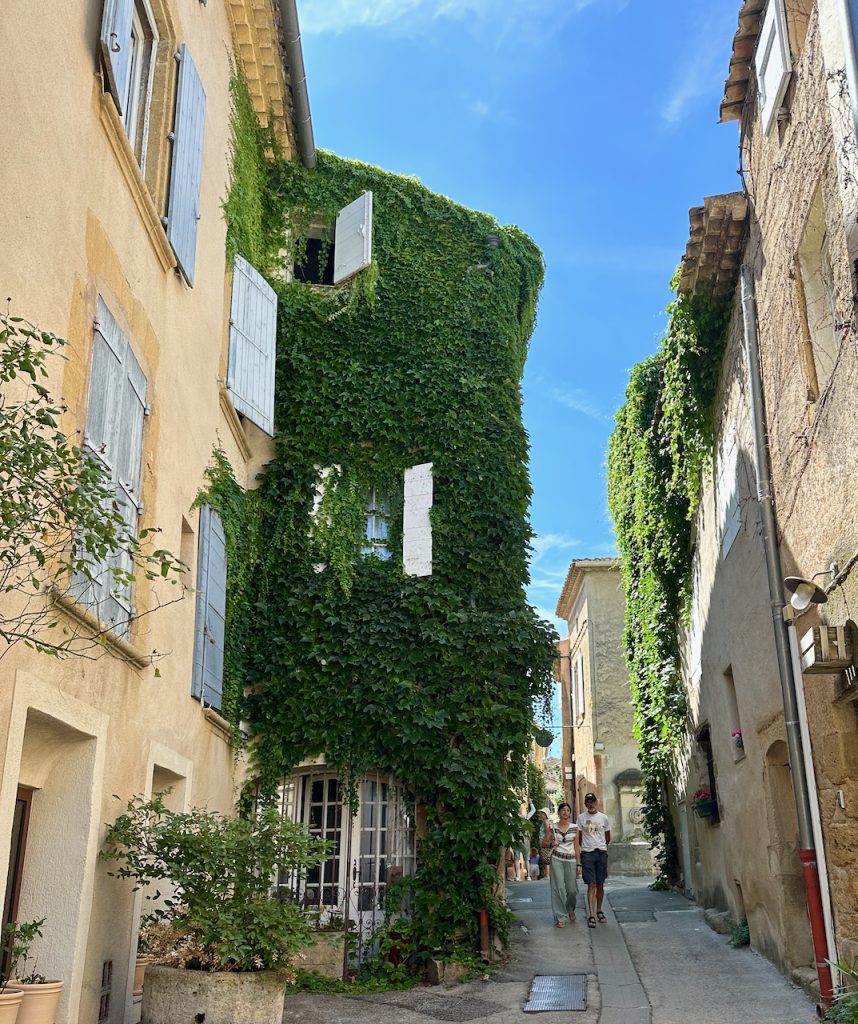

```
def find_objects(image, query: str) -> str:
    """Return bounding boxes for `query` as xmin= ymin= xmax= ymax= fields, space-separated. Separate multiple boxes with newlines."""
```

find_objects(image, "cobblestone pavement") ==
xmin=281 ymin=877 xmax=817 ymax=1023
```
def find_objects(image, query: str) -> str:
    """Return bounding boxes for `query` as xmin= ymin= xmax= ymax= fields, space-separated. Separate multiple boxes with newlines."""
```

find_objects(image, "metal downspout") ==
xmin=836 ymin=0 xmax=858 ymax=141
xmin=739 ymin=265 xmax=833 ymax=1007
xmin=279 ymin=0 xmax=317 ymax=168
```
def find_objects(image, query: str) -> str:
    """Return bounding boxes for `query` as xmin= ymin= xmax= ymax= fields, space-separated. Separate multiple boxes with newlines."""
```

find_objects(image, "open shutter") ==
xmin=403 ymin=462 xmax=433 ymax=577
xmin=756 ymin=0 xmax=791 ymax=135
xmin=166 ymin=45 xmax=206 ymax=286
xmin=333 ymin=192 xmax=373 ymax=284
xmin=192 ymin=504 xmax=227 ymax=710
xmin=227 ymin=256 xmax=277 ymax=435
xmin=100 ymin=0 xmax=134 ymax=114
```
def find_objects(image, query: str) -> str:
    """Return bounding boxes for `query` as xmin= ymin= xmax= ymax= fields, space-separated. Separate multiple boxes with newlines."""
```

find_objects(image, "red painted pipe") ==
xmin=479 ymin=908 xmax=490 ymax=962
xmin=799 ymin=849 xmax=834 ymax=1006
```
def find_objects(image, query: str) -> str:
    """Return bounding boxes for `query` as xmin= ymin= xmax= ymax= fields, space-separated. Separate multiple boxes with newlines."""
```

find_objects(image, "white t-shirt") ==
xmin=577 ymin=811 xmax=610 ymax=852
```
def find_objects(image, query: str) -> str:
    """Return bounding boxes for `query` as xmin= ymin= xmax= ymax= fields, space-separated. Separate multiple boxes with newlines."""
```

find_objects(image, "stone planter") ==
xmin=142 ymin=966 xmax=287 ymax=1024
xmin=299 ymin=931 xmax=346 ymax=980
xmin=14 ymin=981 xmax=63 ymax=1024
xmin=693 ymin=799 xmax=718 ymax=819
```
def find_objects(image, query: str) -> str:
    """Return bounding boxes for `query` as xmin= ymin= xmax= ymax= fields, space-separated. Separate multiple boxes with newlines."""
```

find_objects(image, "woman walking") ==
xmin=546 ymin=802 xmax=581 ymax=927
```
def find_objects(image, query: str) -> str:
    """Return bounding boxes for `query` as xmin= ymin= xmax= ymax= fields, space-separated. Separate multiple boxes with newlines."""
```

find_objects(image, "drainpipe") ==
xmin=739 ymin=265 xmax=833 ymax=1007
xmin=836 ymin=0 xmax=858 ymax=140
xmin=278 ymin=0 xmax=317 ymax=168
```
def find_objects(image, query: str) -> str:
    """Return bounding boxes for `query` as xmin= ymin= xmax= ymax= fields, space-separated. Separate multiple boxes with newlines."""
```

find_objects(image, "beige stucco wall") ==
xmin=0 ymin=2 xmax=284 ymax=1021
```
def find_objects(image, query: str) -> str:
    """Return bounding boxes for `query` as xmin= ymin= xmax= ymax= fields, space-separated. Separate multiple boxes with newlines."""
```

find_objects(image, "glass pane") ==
xmin=326 ymin=805 xmax=340 ymax=830
xmin=360 ymin=830 xmax=375 ymax=856
xmin=306 ymin=865 xmax=320 ymax=885
xmin=361 ymin=857 xmax=376 ymax=883
xmin=327 ymin=778 xmax=339 ymax=801
xmin=376 ymin=517 xmax=388 ymax=541
xmin=361 ymin=802 xmax=375 ymax=828
xmin=381 ymin=783 xmax=389 ymax=802
xmin=311 ymin=779 xmax=324 ymax=803
xmin=381 ymin=804 xmax=387 ymax=828
xmin=359 ymin=886 xmax=375 ymax=911
xmin=379 ymin=830 xmax=387 ymax=854
xmin=309 ymin=806 xmax=322 ymax=829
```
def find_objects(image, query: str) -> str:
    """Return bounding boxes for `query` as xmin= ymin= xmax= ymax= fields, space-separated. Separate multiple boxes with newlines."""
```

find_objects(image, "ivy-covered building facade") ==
xmin=210 ymin=151 xmax=557 ymax=958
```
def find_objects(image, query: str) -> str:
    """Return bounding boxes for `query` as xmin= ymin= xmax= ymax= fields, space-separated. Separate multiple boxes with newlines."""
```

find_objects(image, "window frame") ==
xmin=362 ymin=487 xmax=391 ymax=561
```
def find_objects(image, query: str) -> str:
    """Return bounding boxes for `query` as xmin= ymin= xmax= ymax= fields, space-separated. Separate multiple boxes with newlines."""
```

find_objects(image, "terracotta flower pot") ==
xmin=13 ymin=981 xmax=63 ymax=1024
xmin=0 ymin=987 xmax=24 ymax=1024
xmin=133 ymin=956 xmax=153 ymax=997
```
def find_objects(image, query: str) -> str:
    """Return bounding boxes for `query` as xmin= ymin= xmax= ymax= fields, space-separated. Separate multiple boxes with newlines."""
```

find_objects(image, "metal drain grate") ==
xmin=524 ymin=974 xmax=587 ymax=1013
xmin=507 ymin=897 xmax=533 ymax=903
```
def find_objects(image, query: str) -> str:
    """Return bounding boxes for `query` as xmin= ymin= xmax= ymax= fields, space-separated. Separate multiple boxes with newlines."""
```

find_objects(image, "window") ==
xmin=696 ymin=726 xmax=721 ymax=825
xmin=797 ymin=189 xmax=839 ymax=398
xmin=293 ymin=193 xmax=373 ymax=286
xmin=570 ymin=653 xmax=585 ymax=725
xmin=121 ymin=1 xmax=157 ymax=166
xmin=100 ymin=2 xmax=206 ymax=286
xmin=101 ymin=0 xmax=157 ymax=166
xmin=755 ymin=0 xmax=791 ymax=135
xmin=73 ymin=297 xmax=147 ymax=637
xmin=362 ymin=488 xmax=390 ymax=560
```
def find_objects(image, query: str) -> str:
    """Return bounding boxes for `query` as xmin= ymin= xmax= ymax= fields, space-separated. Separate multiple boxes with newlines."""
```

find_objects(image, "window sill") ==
xmin=219 ymin=385 xmax=252 ymax=462
xmin=203 ymin=705 xmax=234 ymax=743
xmin=98 ymin=92 xmax=176 ymax=275
xmin=51 ymin=586 xmax=150 ymax=668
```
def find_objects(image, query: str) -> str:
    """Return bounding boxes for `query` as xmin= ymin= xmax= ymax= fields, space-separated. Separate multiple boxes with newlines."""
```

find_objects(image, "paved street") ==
xmin=282 ymin=878 xmax=817 ymax=1023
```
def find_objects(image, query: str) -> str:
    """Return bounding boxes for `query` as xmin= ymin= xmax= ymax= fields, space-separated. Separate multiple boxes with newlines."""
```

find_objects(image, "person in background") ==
xmin=536 ymin=808 xmax=552 ymax=878
xmin=528 ymin=847 xmax=541 ymax=880
xmin=577 ymin=792 xmax=611 ymax=928
xmin=546 ymin=801 xmax=580 ymax=926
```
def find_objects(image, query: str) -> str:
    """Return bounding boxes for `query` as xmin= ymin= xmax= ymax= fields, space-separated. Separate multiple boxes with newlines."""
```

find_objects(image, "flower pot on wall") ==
xmin=0 ymin=988 xmax=24 ymax=1024
xmin=693 ymin=800 xmax=718 ymax=819
xmin=134 ymin=957 xmax=153 ymax=998
xmin=14 ymin=981 xmax=63 ymax=1024
xmin=142 ymin=966 xmax=287 ymax=1024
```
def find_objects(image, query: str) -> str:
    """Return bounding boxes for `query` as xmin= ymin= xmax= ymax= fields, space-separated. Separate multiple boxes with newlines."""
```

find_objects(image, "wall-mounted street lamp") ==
xmin=783 ymin=564 xmax=837 ymax=612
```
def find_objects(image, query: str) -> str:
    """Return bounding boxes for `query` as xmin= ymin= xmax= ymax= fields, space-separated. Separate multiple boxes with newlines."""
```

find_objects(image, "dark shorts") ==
xmin=581 ymin=849 xmax=608 ymax=884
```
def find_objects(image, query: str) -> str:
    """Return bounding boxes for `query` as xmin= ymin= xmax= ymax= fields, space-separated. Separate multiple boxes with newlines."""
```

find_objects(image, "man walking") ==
xmin=577 ymin=792 xmax=610 ymax=928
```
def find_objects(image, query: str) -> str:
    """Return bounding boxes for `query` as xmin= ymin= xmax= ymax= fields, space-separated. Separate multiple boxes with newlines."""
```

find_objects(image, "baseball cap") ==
xmin=584 ymin=792 xmax=598 ymax=802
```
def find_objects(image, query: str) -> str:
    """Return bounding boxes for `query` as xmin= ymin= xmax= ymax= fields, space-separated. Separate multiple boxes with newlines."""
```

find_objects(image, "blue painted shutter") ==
xmin=100 ymin=0 xmax=134 ymax=114
xmin=74 ymin=298 xmax=146 ymax=637
xmin=166 ymin=45 xmax=206 ymax=286
xmin=192 ymin=504 xmax=227 ymax=709
xmin=227 ymin=256 xmax=277 ymax=435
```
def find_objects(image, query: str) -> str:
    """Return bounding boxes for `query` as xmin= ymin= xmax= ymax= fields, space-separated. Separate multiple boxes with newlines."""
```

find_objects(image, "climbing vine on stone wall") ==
xmin=215 ymin=71 xmax=557 ymax=956
xmin=607 ymin=279 xmax=729 ymax=882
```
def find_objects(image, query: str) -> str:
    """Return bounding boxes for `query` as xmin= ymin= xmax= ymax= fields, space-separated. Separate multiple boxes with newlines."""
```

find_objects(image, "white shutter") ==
xmin=192 ymin=504 xmax=227 ymax=710
xmin=167 ymin=45 xmax=206 ymax=286
xmin=100 ymin=0 xmax=134 ymax=114
xmin=756 ymin=0 xmax=791 ymax=135
xmin=333 ymin=192 xmax=373 ymax=285
xmin=717 ymin=433 xmax=741 ymax=558
xmin=570 ymin=660 xmax=579 ymax=722
xmin=576 ymin=654 xmax=585 ymax=723
xmin=227 ymin=256 xmax=278 ymax=435
xmin=403 ymin=462 xmax=432 ymax=577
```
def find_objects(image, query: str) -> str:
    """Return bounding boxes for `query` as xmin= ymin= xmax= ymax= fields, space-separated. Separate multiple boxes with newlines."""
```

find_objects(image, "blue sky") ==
xmin=297 ymin=0 xmax=740 ymax=635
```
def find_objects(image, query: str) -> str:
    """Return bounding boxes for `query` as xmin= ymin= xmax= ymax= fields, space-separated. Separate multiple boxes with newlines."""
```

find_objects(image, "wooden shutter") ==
xmin=166 ymin=45 xmax=206 ymax=286
xmin=100 ymin=0 xmax=134 ymax=114
xmin=74 ymin=298 xmax=146 ymax=636
xmin=192 ymin=504 xmax=227 ymax=710
xmin=333 ymin=192 xmax=373 ymax=285
xmin=227 ymin=256 xmax=278 ymax=435
xmin=756 ymin=0 xmax=791 ymax=135
xmin=403 ymin=462 xmax=433 ymax=577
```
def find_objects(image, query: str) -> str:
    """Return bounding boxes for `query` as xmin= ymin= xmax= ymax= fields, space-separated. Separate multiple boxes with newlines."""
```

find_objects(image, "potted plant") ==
xmin=0 ymin=919 xmax=63 ymax=1024
xmin=691 ymin=788 xmax=717 ymax=818
xmin=101 ymin=793 xmax=328 ymax=1024
xmin=731 ymin=728 xmax=744 ymax=751
xmin=133 ymin=918 xmax=156 ymax=999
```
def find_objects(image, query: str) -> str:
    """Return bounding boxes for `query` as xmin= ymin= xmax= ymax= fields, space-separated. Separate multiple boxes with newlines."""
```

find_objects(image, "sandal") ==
xmin=568 ymin=912 xmax=576 ymax=922
xmin=597 ymin=911 xmax=607 ymax=923
xmin=587 ymin=916 xmax=596 ymax=929
xmin=556 ymin=920 xmax=566 ymax=928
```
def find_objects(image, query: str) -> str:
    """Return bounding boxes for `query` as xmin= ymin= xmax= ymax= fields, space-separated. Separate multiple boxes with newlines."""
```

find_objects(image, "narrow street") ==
xmin=283 ymin=878 xmax=816 ymax=1024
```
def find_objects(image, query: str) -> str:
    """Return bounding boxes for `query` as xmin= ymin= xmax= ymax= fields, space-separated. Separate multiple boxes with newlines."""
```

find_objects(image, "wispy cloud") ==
xmin=299 ymin=0 xmax=627 ymax=38
xmin=465 ymin=96 xmax=515 ymax=125
xmin=531 ymin=532 xmax=580 ymax=565
xmin=660 ymin=11 xmax=734 ymax=126
xmin=551 ymin=386 xmax=610 ymax=423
